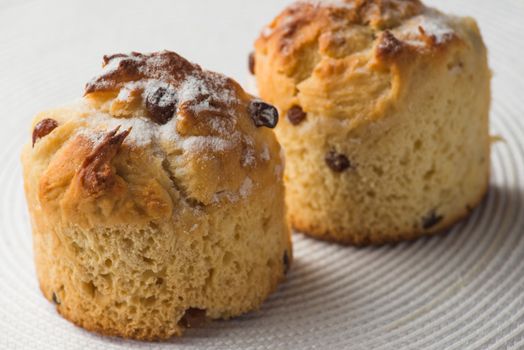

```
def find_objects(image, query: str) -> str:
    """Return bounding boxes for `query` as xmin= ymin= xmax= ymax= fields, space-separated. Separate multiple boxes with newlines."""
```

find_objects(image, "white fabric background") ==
xmin=1 ymin=0 xmax=523 ymax=349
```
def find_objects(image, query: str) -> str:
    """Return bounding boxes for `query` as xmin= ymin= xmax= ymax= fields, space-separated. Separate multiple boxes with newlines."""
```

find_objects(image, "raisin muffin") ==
xmin=22 ymin=51 xmax=291 ymax=340
xmin=252 ymin=0 xmax=490 ymax=245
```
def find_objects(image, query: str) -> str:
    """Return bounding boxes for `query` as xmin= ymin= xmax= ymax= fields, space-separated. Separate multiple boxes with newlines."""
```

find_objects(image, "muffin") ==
xmin=252 ymin=0 xmax=491 ymax=245
xmin=22 ymin=51 xmax=291 ymax=340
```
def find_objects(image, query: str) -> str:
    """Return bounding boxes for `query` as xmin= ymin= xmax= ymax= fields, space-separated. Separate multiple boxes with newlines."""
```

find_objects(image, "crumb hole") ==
xmin=142 ymin=256 xmax=155 ymax=264
xmin=141 ymin=296 xmax=157 ymax=306
xmin=122 ymin=238 xmax=133 ymax=250
xmin=423 ymin=168 xmax=436 ymax=180
xmin=372 ymin=165 xmax=384 ymax=177
xmin=222 ymin=251 xmax=233 ymax=265
xmin=81 ymin=281 xmax=96 ymax=297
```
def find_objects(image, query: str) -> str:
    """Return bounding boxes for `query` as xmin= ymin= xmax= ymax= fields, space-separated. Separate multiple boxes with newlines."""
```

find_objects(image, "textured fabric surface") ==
xmin=1 ymin=0 xmax=523 ymax=349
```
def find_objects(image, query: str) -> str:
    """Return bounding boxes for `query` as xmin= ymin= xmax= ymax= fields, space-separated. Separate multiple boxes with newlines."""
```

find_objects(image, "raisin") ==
xmin=325 ymin=151 xmax=351 ymax=172
xmin=179 ymin=308 xmax=207 ymax=328
xmin=248 ymin=101 xmax=279 ymax=128
xmin=52 ymin=292 xmax=60 ymax=305
xmin=145 ymin=86 xmax=177 ymax=125
xmin=283 ymin=251 xmax=290 ymax=274
xmin=32 ymin=118 xmax=59 ymax=147
xmin=422 ymin=210 xmax=443 ymax=229
xmin=248 ymin=52 xmax=255 ymax=75
xmin=287 ymin=105 xmax=307 ymax=125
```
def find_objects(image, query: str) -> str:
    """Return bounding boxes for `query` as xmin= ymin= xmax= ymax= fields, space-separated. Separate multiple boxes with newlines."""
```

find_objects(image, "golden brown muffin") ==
xmin=253 ymin=0 xmax=490 ymax=245
xmin=22 ymin=51 xmax=291 ymax=340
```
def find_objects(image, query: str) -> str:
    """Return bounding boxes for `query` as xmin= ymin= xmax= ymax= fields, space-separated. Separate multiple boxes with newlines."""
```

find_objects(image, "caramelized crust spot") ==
xmin=85 ymin=51 xmax=199 ymax=95
xmin=260 ymin=0 xmax=423 ymax=56
xmin=80 ymin=127 xmax=131 ymax=195
xmin=32 ymin=118 xmax=59 ymax=147
xmin=248 ymin=52 xmax=256 ymax=75
xmin=376 ymin=30 xmax=405 ymax=59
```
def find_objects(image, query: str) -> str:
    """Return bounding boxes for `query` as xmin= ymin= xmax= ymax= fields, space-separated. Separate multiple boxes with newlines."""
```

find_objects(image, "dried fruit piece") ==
xmin=179 ymin=308 xmax=207 ymax=328
xmin=422 ymin=210 xmax=443 ymax=229
xmin=51 ymin=292 xmax=60 ymax=305
xmin=248 ymin=101 xmax=279 ymax=128
xmin=32 ymin=118 xmax=59 ymax=147
xmin=325 ymin=151 xmax=351 ymax=172
xmin=248 ymin=52 xmax=255 ymax=75
xmin=283 ymin=251 xmax=290 ymax=274
xmin=145 ymin=86 xmax=177 ymax=124
xmin=287 ymin=105 xmax=307 ymax=125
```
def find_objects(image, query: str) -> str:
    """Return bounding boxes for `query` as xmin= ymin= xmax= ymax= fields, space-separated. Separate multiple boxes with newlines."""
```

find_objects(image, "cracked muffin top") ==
xmin=253 ymin=0 xmax=484 ymax=126
xmin=25 ymin=51 xmax=284 ymax=227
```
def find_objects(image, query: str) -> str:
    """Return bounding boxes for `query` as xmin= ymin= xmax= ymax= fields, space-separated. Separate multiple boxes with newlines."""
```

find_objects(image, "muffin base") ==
xmin=292 ymin=182 xmax=489 ymax=246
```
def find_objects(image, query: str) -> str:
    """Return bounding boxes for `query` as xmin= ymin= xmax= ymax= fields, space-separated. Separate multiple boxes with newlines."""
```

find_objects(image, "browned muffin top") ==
xmin=85 ymin=51 xmax=278 ymax=131
xmin=254 ymin=0 xmax=466 ymax=121
xmin=256 ymin=0 xmax=458 ymax=66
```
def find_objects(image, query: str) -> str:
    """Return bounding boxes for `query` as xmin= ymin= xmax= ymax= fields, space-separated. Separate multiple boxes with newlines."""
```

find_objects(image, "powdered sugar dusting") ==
xmin=302 ymin=0 xmax=355 ymax=9
xmin=76 ymin=110 xmax=243 ymax=156
xmin=182 ymin=136 xmax=235 ymax=153
xmin=101 ymin=55 xmax=130 ymax=74
xmin=76 ymin=127 xmax=106 ymax=145
xmin=179 ymin=75 xmax=210 ymax=102
xmin=239 ymin=177 xmax=253 ymax=198
xmin=82 ymin=51 xmax=245 ymax=152
xmin=144 ymin=80 xmax=177 ymax=107
xmin=176 ymin=71 xmax=239 ymax=118
xmin=177 ymin=72 xmax=238 ymax=105
xmin=241 ymin=136 xmax=256 ymax=167
xmin=395 ymin=9 xmax=455 ymax=46
xmin=79 ymin=113 xmax=156 ymax=147
xmin=417 ymin=12 xmax=454 ymax=43
xmin=212 ymin=191 xmax=239 ymax=204
xmin=261 ymin=145 xmax=271 ymax=161
xmin=208 ymin=117 xmax=233 ymax=134
xmin=116 ymin=85 xmax=133 ymax=101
